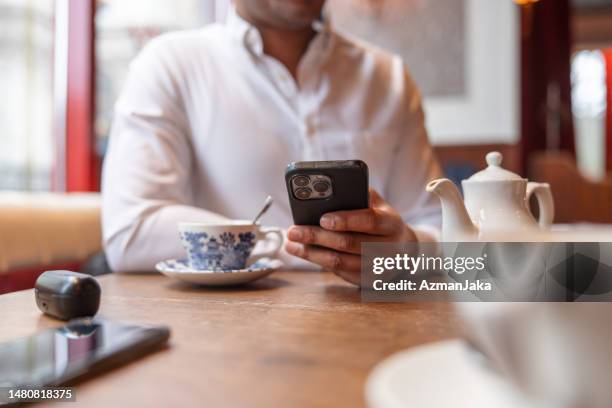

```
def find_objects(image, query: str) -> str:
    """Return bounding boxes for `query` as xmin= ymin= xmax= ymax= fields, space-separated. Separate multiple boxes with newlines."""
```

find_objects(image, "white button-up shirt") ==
xmin=102 ymin=10 xmax=443 ymax=272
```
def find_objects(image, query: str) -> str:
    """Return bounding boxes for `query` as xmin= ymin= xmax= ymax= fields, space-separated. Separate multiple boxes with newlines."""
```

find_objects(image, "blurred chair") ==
xmin=0 ymin=192 xmax=104 ymax=294
xmin=529 ymin=151 xmax=612 ymax=223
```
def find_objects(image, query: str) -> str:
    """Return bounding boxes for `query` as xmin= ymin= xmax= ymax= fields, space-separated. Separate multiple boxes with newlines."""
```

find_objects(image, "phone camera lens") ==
xmin=295 ymin=187 xmax=312 ymax=200
xmin=312 ymin=181 xmax=330 ymax=193
xmin=293 ymin=176 xmax=310 ymax=187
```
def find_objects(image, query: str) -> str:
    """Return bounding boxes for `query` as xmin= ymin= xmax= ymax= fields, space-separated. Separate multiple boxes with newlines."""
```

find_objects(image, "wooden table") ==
xmin=0 ymin=271 xmax=461 ymax=407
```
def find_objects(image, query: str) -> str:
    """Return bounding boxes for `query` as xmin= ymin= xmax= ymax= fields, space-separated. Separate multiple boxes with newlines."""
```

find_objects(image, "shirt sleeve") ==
xmin=101 ymin=38 xmax=227 ymax=272
xmin=384 ymin=64 xmax=443 ymax=243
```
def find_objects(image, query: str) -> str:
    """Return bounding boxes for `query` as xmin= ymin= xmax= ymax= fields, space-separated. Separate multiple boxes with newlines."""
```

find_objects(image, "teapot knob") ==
xmin=486 ymin=151 xmax=503 ymax=167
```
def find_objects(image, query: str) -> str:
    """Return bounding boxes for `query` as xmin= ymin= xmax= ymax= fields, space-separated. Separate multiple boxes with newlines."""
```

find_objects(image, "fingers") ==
xmin=319 ymin=208 xmax=401 ymax=236
xmin=284 ymin=188 xmax=404 ymax=288
xmin=284 ymin=241 xmax=362 ymax=286
xmin=319 ymin=188 xmax=404 ymax=236
xmin=368 ymin=188 xmax=386 ymax=206
xmin=287 ymin=226 xmax=374 ymax=255
xmin=285 ymin=242 xmax=361 ymax=273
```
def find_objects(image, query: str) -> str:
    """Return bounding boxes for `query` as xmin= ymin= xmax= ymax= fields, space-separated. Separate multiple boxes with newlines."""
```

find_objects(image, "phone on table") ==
xmin=0 ymin=319 xmax=170 ymax=391
xmin=285 ymin=160 xmax=369 ymax=226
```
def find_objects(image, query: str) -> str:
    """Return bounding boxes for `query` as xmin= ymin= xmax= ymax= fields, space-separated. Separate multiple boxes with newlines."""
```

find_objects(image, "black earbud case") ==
xmin=35 ymin=270 xmax=101 ymax=320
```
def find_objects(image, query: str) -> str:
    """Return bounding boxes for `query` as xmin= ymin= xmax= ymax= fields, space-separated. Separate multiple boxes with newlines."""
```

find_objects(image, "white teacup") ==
xmin=459 ymin=302 xmax=612 ymax=407
xmin=178 ymin=221 xmax=283 ymax=271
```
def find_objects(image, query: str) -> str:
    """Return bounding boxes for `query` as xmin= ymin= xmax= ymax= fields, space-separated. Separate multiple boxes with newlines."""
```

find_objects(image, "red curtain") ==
xmin=520 ymin=0 xmax=575 ymax=174
xmin=606 ymin=50 xmax=612 ymax=172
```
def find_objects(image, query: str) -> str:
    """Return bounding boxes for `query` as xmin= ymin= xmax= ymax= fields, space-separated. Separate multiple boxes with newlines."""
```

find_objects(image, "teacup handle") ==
xmin=250 ymin=227 xmax=284 ymax=263
xmin=527 ymin=182 xmax=555 ymax=229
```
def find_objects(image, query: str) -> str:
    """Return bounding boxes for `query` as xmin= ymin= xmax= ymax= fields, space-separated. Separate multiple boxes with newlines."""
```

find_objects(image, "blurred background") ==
xmin=0 ymin=0 xmax=611 ymax=291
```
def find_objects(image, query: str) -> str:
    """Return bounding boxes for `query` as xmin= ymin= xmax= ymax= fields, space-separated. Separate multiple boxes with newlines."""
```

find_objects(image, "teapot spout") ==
xmin=426 ymin=178 xmax=478 ymax=241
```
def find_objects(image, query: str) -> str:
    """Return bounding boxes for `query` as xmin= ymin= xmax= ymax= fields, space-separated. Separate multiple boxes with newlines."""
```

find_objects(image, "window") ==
xmin=571 ymin=50 xmax=607 ymax=179
xmin=0 ymin=0 xmax=54 ymax=191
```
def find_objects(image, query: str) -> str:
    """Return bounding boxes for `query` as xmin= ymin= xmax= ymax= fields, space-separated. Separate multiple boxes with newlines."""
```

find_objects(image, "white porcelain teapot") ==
xmin=426 ymin=151 xmax=554 ymax=241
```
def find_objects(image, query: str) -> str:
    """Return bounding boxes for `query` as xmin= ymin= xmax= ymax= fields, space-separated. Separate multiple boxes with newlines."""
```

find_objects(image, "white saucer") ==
xmin=366 ymin=340 xmax=545 ymax=408
xmin=155 ymin=258 xmax=283 ymax=286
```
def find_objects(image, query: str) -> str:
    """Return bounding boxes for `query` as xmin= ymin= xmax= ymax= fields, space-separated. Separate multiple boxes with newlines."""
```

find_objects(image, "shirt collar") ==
xmin=225 ymin=6 xmax=332 ymax=59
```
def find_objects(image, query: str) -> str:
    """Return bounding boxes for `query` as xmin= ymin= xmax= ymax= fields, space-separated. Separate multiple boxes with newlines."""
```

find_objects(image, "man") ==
xmin=102 ymin=0 xmax=442 ymax=286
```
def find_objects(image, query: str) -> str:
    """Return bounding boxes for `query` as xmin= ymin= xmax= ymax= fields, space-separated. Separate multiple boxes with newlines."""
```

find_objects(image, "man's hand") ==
xmin=285 ymin=189 xmax=417 ymax=286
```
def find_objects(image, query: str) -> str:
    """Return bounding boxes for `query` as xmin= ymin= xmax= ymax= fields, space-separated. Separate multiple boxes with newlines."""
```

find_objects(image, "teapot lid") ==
xmin=467 ymin=152 xmax=523 ymax=182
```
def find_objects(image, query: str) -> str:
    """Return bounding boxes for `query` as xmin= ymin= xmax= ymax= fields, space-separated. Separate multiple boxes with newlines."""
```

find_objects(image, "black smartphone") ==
xmin=0 ymin=319 xmax=170 ymax=389
xmin=285 ymin=160 xmax=369 ymax=226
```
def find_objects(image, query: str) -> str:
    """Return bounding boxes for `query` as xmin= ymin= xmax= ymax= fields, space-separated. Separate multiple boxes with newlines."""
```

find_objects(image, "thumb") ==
xmin=369 ymin=188 xmax=386 ymax=207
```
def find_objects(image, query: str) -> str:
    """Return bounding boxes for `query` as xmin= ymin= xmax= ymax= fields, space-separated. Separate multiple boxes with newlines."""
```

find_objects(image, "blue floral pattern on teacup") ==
xmin=180 ymin=230 xmax=257 ymax=271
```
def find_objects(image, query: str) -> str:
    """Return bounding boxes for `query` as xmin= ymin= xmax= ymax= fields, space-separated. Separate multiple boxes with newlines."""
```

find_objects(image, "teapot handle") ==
xmin=526 ymin=182 xmax=555 ymax=229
